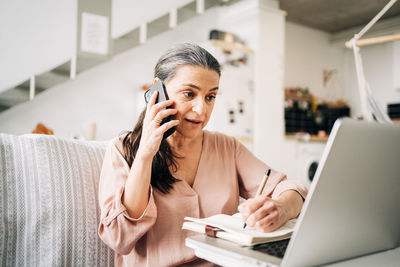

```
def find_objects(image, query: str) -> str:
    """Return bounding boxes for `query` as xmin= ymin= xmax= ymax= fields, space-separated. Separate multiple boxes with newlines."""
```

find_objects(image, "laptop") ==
xmin=186 ymin=118 xmax=400 ymax=266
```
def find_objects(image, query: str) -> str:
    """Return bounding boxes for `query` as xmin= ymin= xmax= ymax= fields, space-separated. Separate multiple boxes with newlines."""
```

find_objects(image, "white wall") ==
xmin=282 ymin=22 xmax=344 ymax=180
xmin=394 ymin=41 xmax=400 ymax=92
xmin=204 ymin=0 xmax=271 ymax=153
xmin=0 ymin=6 xmax=221 ymax=140
xmin=0 ymin=0 xmax=399 ymax=182
xmin=342 ymin=41 xmax=400 ymax=117
xmin=282 ymin=19 xmax=400 ymax=180
xmin=253 ymin=6 xmax=286 ymax=170
xmin=0 ymin=0 xmax=77 ymax=92
xmin=111 ymin=0 xmax=192 ymax=39
xmin=284 ymin=21 xmax=400 ymax=119
xmin=0 ymin=0 xmax=267 ymax=142
xmin=284 ymin=22 xmax=346 ymax=101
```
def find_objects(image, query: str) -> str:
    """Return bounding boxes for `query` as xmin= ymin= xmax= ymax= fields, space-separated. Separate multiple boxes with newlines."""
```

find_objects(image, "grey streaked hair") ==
xmin=154 ymin=43 xmax=221 ymax=83
xmin=121 ymin=44 xmax=221 ymax=194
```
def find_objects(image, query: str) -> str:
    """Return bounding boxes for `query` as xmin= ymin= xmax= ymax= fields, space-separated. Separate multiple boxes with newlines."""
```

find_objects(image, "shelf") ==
xmin=284 ymin=94 xmax=313 ymax=101
xmin=285 ymin=134 xmax=329 ymax=142
xmin=209 ymin=40 xmax=254 ymax=54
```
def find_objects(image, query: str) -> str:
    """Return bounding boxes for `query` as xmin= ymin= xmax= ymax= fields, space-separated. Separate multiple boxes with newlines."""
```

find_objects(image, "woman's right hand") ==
xmin=136 ymin=91 xmax=179 ymax=160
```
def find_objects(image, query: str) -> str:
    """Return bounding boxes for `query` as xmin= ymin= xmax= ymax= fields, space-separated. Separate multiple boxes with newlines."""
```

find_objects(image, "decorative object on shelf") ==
xmin=284 ymin=87 xmax=314 ymax=134
xmin=224 ymin=55 xmax=248 ymax=67
xmin=323 ymin=102 xmax=350 ymax=134
xmin=32 ymin=123 xmax=54 ymax=135
xmin=320 ymin=69 xmax=346 ymax=106
xmin=209 ymin=29 xmax=253 ymax=55
xmin=322 ymin=69 xmax=337 ymax=88
xmin=209 ymin=29 xmax=238 ymax=44
xmin=284 ymin=87 xmax=350 ymax=139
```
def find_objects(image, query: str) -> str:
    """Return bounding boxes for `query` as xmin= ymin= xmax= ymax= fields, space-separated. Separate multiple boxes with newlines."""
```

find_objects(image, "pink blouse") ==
xmin=98 ymin=131 xmax=307 ymax=266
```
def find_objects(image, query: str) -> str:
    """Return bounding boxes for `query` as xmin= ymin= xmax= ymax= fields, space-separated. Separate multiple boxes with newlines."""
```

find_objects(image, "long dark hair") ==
xmin=122 ymin=43 xmax=221 ymax=193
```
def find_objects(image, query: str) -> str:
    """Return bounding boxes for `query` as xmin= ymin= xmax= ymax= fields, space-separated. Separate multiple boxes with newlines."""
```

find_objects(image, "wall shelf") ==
xmin=285 ymin=134 xmax=329 ymax=143
xmin=209 ymin=40 xmax=254 ymax=54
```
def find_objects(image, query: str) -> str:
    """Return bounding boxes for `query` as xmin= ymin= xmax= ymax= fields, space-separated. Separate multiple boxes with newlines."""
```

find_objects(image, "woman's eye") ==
xmin=206 ymin=95 xmax=216 ymax=102
xmin=183 ymin=91 xmax=195 ymax=98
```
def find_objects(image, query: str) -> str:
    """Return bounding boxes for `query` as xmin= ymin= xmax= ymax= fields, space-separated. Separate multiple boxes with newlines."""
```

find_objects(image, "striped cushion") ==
xmin=0 ymin=133 xmax=114 ymax=266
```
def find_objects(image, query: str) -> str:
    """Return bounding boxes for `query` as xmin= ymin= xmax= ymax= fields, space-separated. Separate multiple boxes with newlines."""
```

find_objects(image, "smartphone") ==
xmin=144 ymin=80 xmax=176 ymax=139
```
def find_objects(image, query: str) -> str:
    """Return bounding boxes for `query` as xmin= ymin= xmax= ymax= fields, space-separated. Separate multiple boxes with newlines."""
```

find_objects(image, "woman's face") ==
xmin=165 ymin=65 xmax=220 ymax=140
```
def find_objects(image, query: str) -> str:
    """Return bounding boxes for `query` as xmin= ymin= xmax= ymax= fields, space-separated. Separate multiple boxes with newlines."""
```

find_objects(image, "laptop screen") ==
xmin=283 ymin=119 xmax=400 ymax=266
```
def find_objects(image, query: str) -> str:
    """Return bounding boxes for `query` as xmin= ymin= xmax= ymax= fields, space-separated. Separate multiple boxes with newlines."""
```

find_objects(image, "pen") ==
xmin=243 ymin=168 xmax=271 ymax=229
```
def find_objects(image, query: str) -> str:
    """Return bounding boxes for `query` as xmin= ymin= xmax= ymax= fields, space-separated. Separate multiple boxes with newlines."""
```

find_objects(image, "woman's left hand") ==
xmin=238 ymin=195 xmax=290 ymax=233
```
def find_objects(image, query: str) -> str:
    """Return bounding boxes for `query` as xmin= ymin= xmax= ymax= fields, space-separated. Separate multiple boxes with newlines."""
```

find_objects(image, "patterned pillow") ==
xmin=0 ymin=133 xmax=114 ymax=266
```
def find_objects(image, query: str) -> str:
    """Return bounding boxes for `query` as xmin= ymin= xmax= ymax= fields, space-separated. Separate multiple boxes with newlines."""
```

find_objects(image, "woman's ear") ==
xmin=153 ymin=77 xmax=159 ymax=84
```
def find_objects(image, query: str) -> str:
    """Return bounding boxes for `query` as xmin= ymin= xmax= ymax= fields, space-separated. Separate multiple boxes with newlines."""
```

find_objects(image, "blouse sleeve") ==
xmin=234 ymin=138 xmax=308 ymax=200
xmin=98 ymin=138 xmax=157 ymax=255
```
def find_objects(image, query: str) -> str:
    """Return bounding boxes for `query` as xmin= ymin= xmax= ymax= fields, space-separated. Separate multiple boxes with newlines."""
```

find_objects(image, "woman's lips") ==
xmin=185 ymin=118 xmax=202 ymax=124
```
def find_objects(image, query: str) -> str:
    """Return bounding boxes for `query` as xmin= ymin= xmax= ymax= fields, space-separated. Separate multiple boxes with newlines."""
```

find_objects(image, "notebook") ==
xmin=186 ymin=119 xmax=400 ymax=266
xmin=182 ymin=213 xmax=295 ymax=246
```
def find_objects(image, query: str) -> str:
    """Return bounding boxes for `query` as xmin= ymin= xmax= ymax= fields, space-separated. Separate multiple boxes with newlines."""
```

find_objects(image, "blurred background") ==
xmin=1 ymin=0 xmax=399 ymax=185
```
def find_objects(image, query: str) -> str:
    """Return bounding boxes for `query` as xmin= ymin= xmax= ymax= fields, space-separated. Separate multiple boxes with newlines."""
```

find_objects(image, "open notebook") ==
xmin=182 ymin=213 xmax=296 ymax=246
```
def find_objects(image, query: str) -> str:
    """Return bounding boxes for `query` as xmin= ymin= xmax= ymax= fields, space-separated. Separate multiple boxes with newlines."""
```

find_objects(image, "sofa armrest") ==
xmin=0 ymin=133 xmax=114 ymax=266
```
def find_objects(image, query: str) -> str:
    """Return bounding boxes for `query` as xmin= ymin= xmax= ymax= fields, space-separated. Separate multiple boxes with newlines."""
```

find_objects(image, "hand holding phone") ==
xmin=144 ymin=80 xmax=177 ymax=139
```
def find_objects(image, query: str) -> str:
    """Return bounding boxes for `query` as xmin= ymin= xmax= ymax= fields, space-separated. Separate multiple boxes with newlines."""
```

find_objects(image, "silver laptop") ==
xmin=186 ymin=118 xmax=400 ymax=266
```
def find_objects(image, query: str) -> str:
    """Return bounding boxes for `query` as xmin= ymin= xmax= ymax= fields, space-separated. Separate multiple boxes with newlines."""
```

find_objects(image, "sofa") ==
xmin=0 ymin=133 xmax=114 ymax=266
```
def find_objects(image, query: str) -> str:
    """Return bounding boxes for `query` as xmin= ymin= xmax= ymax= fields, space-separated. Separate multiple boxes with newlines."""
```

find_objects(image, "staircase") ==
xmin=0 ymin=0 xmax=241 ymax=113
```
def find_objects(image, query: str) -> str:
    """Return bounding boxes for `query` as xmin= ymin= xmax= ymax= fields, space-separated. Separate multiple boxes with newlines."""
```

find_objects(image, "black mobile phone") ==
xmin=144 ymin=80 xmax=176 ymax=139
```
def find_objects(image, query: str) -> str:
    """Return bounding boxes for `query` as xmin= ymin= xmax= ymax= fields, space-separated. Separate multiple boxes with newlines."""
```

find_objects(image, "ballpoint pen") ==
xmin=243 ymin=169 xmax=271 ymax=229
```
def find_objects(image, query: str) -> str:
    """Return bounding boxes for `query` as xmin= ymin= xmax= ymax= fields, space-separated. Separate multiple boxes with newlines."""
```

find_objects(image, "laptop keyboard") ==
xmin=251 ymin=239 xmax=290 ymax=259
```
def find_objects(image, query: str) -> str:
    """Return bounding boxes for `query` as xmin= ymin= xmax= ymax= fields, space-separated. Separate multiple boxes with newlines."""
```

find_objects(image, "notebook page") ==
xmin=185 ymin=213 xmax=296 ymax=238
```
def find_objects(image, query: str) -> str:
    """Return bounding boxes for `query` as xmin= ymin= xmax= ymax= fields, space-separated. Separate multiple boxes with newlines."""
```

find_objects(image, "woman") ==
xmin=98 ymin=43 xmax=307 ymax=266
